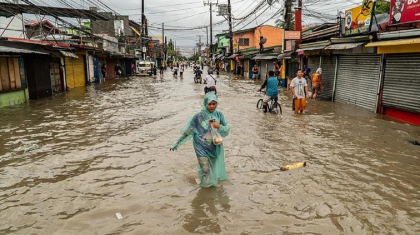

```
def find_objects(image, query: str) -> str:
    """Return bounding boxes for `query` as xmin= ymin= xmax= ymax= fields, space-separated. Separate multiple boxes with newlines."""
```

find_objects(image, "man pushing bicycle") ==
xmin=258 ymin=70 xmax=279 ymax=113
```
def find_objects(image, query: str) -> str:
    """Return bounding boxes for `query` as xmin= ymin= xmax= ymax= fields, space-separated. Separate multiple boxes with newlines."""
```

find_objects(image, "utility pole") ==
xmin=227 ymin=0 xmax=233 ymax=56
xmin=294 ymin=0 xmax=302 ymax=45
xmin=141 ymin=0 xmax=145 ymax=35
xmin=206 ymin=26 xmax=209 ymax=47
xmin=204 ymin=0 xmax=217 ymax=65
xmin=162 ymin=23 xmax=164 ymax=62
xmin=141 ymin=0 xmax=145 ymax=59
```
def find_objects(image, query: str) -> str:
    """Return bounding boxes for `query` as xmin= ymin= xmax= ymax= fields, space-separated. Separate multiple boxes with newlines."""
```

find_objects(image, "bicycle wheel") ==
xmin=256 ymin=99 xmax=263 ymax=109
xmin=272 ymin=101 xmax=282 ymax=114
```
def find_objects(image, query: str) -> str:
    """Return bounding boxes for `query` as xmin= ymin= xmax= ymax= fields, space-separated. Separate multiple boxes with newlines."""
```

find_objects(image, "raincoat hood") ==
xmin=202 ymin=92 xmax=218 ymax=114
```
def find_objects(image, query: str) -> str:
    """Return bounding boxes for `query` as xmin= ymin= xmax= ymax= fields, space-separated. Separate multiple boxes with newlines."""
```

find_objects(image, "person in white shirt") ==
xmin=204 ymin=70 xmax=217 ymax=95
xmin=172 ymin=65 xmax=178 ymax=77
xmin=290 ymin=69 xmax=309 ymax=114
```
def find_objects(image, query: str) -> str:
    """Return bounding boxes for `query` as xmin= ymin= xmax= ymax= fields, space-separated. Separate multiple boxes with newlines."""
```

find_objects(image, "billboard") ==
xmin=390 ymin=0 xmax=420 ymax=25
xmin=344 ymin=0 xmax=374 ymax=36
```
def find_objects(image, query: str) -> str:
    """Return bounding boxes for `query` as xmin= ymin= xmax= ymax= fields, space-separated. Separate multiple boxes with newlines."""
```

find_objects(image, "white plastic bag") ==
xmin=210 ymin=126 xmax=223 ymax=145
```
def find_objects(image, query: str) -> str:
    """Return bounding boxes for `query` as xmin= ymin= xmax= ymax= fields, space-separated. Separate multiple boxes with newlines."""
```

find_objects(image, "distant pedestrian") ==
xmin=115 ymin=64 xmax=122 ymax=78
xmin=252 ymin=64 xmax=259 ymax=80
xmin=130 ymin=62 xmax=135 ymax=76
xmin=290 ymin=69 xmax=309 ymax=114
xmin=310 ymin=68 xmax=325 ymax=99
xmin=101 ymin=64 xmax=107 ymax=80
xmin=273 ymin=62 xmax=280 ymax=79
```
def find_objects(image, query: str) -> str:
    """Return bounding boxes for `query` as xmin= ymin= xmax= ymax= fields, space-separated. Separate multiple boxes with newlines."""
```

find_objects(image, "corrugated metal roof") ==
xmin=324 ymin=42 xmax=364 ymax=50
xmin=278 ymin=52 xmax=293 ymax=59
xmin=252 ymin=55 xmax=278 ymax=60
xmin=0 ymin=46 xmax=49 ymax=55
xmin=60 ymin=51 xmax=78 ymax=58
xmin=296 ymin=46 xmax=325 ymax=52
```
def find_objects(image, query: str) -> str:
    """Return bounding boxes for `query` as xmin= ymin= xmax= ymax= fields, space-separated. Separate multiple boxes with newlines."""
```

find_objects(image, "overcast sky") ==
xmin=15 ymin=0 xmax=362 ymax=55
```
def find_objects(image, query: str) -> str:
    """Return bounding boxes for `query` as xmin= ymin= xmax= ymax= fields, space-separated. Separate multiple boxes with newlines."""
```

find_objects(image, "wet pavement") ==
xmin=1 ymin=68 xmax=419 ymax=235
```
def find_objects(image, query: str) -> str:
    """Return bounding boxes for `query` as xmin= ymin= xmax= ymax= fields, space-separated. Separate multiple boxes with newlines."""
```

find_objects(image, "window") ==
xmin=238 ymin=38 xmax=249 ymax=46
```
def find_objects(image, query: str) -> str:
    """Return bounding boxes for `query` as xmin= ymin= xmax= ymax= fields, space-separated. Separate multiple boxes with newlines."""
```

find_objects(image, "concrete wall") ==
xmin=233 ymin=31 xmax=255 ymax=51
xmin=0 ymin=89 xmax=28 ymax=108
xmin=254 ymin=25 xmax=284 ymax=48
xmin=91 ymin=13 xmax=132 ymax=37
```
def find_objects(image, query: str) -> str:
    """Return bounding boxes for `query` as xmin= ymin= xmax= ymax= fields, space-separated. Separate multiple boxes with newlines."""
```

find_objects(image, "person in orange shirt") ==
xmin=310 ymin=68 xmax=325 ymax=99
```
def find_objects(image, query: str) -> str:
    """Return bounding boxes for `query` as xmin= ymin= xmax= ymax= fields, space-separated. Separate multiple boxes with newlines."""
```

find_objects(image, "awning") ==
xmin=130 ymin=26 xmax=141 ymax=37
xmin=228 ymin=54 xmax=238 ymax=59
xmin=252 ymin=55 xmax=278 ymax=60
xmin=278 ymin=52 xmax=293 ymax=59
xmin=365 ymin=38 xmax=420 ymax=47
xmin=0 ymin=46 xmax=49 ymax=55
xmin=324 ymin=42 xmax=364 ymax=50
xmin=60 ymin=51 xmax=78 ymax=58
xmin=296 ymin=46 xmax=325 ymax=52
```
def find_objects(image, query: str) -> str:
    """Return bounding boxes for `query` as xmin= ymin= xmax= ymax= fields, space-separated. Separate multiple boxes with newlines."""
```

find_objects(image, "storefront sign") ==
xmin=285 ymin=31 xmax=301 ymax=40
xmin=390 ymin=0 xmax=420 ymax=25
xmin=344 ymin=0 xmax=373 ymax=36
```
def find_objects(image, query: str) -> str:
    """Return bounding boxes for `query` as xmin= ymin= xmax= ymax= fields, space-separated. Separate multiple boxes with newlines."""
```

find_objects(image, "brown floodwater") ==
xmin=1 ymin=68 xmax=419 ymax=235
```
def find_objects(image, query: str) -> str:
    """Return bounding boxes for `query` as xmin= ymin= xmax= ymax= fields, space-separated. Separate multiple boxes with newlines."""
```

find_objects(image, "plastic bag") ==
xmin=210 ymin=126 xmax=223 ymax=145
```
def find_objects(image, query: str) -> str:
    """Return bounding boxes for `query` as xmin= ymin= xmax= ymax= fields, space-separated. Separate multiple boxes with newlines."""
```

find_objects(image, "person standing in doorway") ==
xmin=115 ymin=64 xmax=122 ymax=78
xmin=252 ymin=64 xmax=259 ymax=80
xmin=130 ymin=62 xmax=135 ymax=76
xmin=101 ymin=63 xmax=107 ymax=80
xmin=290 ymin=69 xmax=309 ymax=114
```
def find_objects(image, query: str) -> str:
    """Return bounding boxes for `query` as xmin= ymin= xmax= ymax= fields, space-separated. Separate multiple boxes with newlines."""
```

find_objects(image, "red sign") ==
xmin=390 ymin=0 xmax=420 ymax=25
xmin=285 ymin=31 xmax=301 ymax=40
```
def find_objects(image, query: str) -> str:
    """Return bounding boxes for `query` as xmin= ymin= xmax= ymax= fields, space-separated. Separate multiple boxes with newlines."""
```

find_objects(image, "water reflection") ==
xmin=182 ymin=186 xmax=230 ymax=234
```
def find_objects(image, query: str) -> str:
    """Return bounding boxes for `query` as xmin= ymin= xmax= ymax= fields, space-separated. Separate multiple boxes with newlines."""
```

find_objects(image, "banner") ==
xmin=390 ymin=0 xmax=420 ymax=25
xmin=344 ymin=0 xmax=374 ymax=36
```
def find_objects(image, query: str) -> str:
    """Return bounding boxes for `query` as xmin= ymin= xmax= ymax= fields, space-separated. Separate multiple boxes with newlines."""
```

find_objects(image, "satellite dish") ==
xmin=259 ymin=37 xmax=267 ymax=45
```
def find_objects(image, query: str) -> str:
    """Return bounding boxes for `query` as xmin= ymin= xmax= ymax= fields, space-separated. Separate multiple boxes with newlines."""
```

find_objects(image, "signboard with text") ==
xmin=285 ymin=31 xmax=301 ymax=40
xmin=344 ymin=0 xmax=373 ymax=36
xmin=390 ymin=0 xmax=420 ymax=25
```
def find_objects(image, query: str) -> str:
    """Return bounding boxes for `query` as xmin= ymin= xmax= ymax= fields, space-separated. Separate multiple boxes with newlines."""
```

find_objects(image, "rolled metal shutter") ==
xmin=307 ymin=56 xmax=320 ymax=73
xmin=335 ymin=55 xmax=381 ymax=111
xmin=65 ymin=56 xmax=86 ymax=89
xmin=383 ymin=54 xmax=420 ymax=114
xmin=319 ymin=55 xmax=336 ymax=100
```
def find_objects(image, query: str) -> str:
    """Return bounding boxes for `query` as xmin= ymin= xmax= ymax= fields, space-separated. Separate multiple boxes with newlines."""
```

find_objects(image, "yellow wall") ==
xmin=377 ymin=44 xmax=420 ymax=54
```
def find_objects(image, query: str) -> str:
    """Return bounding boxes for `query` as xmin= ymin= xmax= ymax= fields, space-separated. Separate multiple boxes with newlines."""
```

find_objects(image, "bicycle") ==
xmin=256 ymin=91 xmax=282 ymax=114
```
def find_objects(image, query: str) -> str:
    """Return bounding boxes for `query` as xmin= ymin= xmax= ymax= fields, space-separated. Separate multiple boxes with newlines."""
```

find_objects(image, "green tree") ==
xmin=375 ymin=0 xmax=390 ymax=14
xmin=276 ymin=11 xmax=295 ymax=30
xmin=167 ymin=39 xmax=174 ymax=57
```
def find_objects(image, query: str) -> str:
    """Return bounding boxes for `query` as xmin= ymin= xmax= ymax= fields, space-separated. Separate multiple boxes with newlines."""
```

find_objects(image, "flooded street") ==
xmin=1 ymin=68 xmax=419 ymax=235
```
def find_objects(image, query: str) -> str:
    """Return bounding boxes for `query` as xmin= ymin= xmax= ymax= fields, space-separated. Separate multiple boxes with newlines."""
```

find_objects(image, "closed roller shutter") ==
xmin=319 ymin=55 xmax=336 ymax=100
xmin=383 ymin=54 xmax=420 ymax=114
xmin=307 ymin=56 xmax=320 ymax=72
xmin=65 ymin=56 xmax=86 ymax=89
xmin=335 ymin=55 xmax=381 ymax=111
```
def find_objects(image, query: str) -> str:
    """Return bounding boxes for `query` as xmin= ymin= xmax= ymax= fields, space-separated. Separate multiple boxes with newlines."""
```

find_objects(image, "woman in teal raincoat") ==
xmin=170 ymin=92 xmax=230 ymax=187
